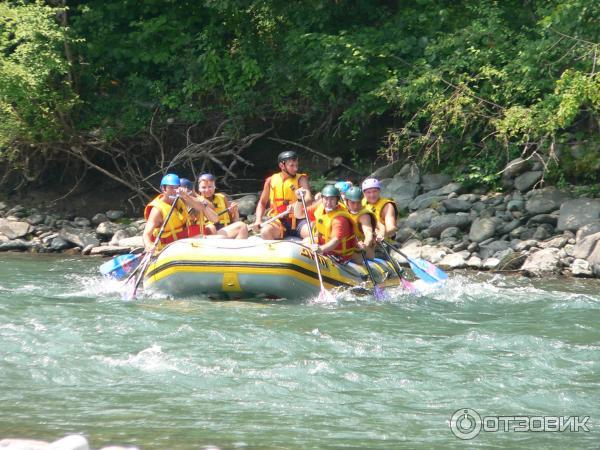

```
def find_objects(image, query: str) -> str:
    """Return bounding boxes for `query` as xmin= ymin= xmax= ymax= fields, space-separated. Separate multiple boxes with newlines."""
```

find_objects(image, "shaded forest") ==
xmin=1 ymin=0 xmax=598 ymax=206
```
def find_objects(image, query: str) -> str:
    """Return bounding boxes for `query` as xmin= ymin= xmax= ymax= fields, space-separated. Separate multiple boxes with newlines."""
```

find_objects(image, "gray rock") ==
xmin=439 ymin=253 xmax=467 ymax=269
xmin=588 ymin=241 xmax=600 ymax=266
xmin=82 ymin=244 xmax=94 ymax=255
xmin=521 ymin=248 xmax=561 ymax=276
xmin=498 ymin=219 xmax=522 ymax=235
xmin=408 ymin=193 xmax=446 ymax=211
xmin=576 ymin=221 xmax=600 ymax=242
xmin=427 ymin=213 xmax=471 ymax=238
xmin=117 ymin=235 xmax=144 ymax=248
xmin=557 ymin=198 xmax=600 ymax=231
xmin=73 ymin=217 xmax=91 ymax=228
xmin=91 ymin=213 xmax=109 ymax=225
xmin=513 ymin=239 xmax=539 ymax=252
xmin=539 ymin=235 xmax=569 ymax=249
xmin=48 ymin=434 xmax=90 ymax=450
xmin=482 ymin=257 xmax=500 ymax=270
xmin=382 ymin=179 xmax=420 ymax=211
xmin=479 ymin=240 xmax=510 ymax=259
xmin=506 ymin=200 xmax=524 ymax=211
xmin=466 ymin=255 xmax=483 ymax=269
xmin=109 ymin=229 xmax=132 ymax=246
xmin=467 ymin=242 xmax=479 ymax=252
xmin=0 ymin=218 xmax=33 ymax=239
xmin=59 ymin=226 xmax=100 ymax=248
xmin=89 ymin=245 xmax=132 ymax=256
xmin=96 ymin=221 xmax=121 ymax=239
xmin=442 ymin=198 xmax=472 ymax=212
xmin=6 ymin=205 xmax=26 ymax=217
xmin=421 ymin=173 xmax=452 ymax=192
xmin=497 ymin=251 xmax=527 ymax=271
xmin=435 ymin=182 xmax=464 ymax=196
xmin=404 ymin=208 xmax=439 ymax=231
xmin=50 ymin=237 xmax=73 ymax=251
xmin=514 ymin=171 xmax=543 ymax=192
xmin=440 ymin=226 xmax=460 ymax=240
xmin=502 ymin=157 xmax=530 ymax=178
xmin=571 ymin=258 xmax=593 ymax=277
xmin=26 ymin=213 xmax=46 ymax=226
xmin=370 ymin=160 xmax=405 ymax=179
xmin=527 ymin=214 xmax=558 ymax=226
xmin=395 ymin=162 xmax=421 ymax=183
xmin=525 ymin=188 xmax=570 ymax=215
xmin=395 ymin=227 xmax=418 ymax=243
xmin=452 ymin=240 xmax=470 ymax=252
xmin=106 ymin=210 xmax=125 ymax=221
xmin=532 ymin=226 xmax=550 ymax=241
xmin=458 ymin=193 xmax=478 ymax=203
xmin=0 ymin=239 xmax=31 ymax=251
xmin=236 ymin=194 xmax=259 ymax=217
xmin=469 ymin=218 xmax=497 ymax=243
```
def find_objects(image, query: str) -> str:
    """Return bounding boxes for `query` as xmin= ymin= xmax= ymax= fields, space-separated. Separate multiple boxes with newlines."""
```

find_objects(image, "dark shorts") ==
xmin=281 ymin=218 xmax=308 ymax=238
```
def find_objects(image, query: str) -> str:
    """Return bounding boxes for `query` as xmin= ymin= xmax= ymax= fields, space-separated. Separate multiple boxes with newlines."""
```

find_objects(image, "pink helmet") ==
xmin=361 ymin=178 xmax=381 ymax=191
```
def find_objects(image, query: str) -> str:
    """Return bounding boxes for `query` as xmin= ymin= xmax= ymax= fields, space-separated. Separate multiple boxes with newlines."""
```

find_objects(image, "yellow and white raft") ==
xmin=143 ymin=238 xmax=399 ymax=299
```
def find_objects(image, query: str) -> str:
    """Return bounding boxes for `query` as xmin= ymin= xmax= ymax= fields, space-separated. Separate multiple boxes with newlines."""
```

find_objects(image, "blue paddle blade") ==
xmin=408 ymin=257 xmax=448 ymax=284
xmin=100 ymin=253 xmax=142 ymax=279
xmin=373 ymin=284 xmax=387 ymax=301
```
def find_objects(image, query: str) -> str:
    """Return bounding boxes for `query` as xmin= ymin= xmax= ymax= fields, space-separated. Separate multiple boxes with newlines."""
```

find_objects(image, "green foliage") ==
xmin=0 ymin=1 xmax=78 ymax=156
xmin=2 ymin=0 xmax=599 ymax=189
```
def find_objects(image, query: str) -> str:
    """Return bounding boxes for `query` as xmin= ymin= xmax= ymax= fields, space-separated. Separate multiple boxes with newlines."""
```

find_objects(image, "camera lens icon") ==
xmin=450 ymin=408 xmax=482 ymax=440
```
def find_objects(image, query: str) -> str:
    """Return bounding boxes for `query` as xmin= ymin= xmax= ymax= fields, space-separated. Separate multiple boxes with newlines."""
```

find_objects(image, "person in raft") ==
xmin=185 ymin=174 xmax=248 ymax=240
xmin=361 ymin=178 xmax=398 ymax=241
xmin=343 ymin=186 xmax=377 ymax=259
xmin=143 ymin=173 xmax=220 ymax=252
xmin=196 ymin=173 xmax=241 ymax=236
xmin=252 ymin=150 xmax=313 ymax=239
xmin=293 ymin=185 xmax=362 ymax=264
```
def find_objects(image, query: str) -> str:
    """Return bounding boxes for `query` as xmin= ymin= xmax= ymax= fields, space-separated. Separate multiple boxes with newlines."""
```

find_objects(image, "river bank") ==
xmin=1 ymin=159 xmax=600 ymax=279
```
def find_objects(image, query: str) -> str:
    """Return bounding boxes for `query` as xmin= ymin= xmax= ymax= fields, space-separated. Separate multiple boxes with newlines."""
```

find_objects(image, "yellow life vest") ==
xmin=144 ymin=195 xmax=189 ymax=248
xmin=206 ymin=193 xmax=231 ymax=227
xmin=314 ymin=204 xmax=359 ymax=258
xmin=269 ymin=171 xmax=306 ymax=215
xmin=346 ymin=207 xmax=377 ymax=241
xmin=187 ymin=195 xmax=207 ymax=238
xmin=362 ymin=197 xmax=398 ymax=224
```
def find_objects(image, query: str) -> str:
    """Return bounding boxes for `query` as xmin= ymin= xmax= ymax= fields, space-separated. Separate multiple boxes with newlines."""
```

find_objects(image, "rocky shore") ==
xmin=1 ymin=159 xmax=600 ymax=279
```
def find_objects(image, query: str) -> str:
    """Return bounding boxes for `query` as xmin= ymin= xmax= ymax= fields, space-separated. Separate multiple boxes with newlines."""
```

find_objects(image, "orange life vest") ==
xmin=268 ymin=172 xmax=306 ymax=226
xmin=144 ymin=195 xmax=189 ymax=248
xmin=314 ymin=204 xmax=359 ymax=260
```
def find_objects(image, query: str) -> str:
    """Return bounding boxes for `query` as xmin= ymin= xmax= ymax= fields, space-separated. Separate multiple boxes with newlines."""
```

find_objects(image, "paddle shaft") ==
xmin=299 ymin=194 xmax=329 ymax=295
xmin=360 ymin=250 xmax=384 ymax=300
xmin=131 ymin=195 xmax=181 ymax=297
xmin=379 ymin=242 xmax=404 ymax=280
xmin=248 ymin=208 xmax=292 ymax=231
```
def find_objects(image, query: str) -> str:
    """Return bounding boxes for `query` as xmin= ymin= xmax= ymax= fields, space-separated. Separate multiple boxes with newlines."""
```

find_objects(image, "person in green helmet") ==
xmin=344 ymin=186 xmax=377 ymax=259
xmin=294 ymin=184 xmax=361 ymax=263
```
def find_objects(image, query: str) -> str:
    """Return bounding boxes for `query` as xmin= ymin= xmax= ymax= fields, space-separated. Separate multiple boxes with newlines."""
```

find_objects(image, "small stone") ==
xmin=106 ymin=210 xmax=125 ymax=221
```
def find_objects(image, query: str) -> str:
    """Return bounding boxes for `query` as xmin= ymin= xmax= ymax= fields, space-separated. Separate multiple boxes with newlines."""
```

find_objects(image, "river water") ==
xmin=0 ymin=253 xmax=598 ymax=449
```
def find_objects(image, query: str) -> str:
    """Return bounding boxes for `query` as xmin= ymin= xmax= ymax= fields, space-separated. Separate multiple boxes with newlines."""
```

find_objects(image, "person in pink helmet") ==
xmin=361 ymin=178 xmax=398 ymax=240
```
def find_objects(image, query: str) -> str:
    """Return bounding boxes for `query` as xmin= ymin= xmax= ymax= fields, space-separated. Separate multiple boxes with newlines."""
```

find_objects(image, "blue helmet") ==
xmin=180 ymin=178 xmax=194 ymax=191
xmin=160 ymin=173 xmax=180 ymax=187
xmin=334 ymin=181 xmax=353 ymax=194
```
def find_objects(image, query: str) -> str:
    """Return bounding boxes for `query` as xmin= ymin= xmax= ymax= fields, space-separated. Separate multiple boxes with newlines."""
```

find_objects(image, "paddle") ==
xmin=125 ymin=195 xmax=181 ymax=300
xmin=377 ymin=242 xmax=417 ymax=292
xmin=247 ymin=207 xmax=293 ymax=233
xmin=382 ymin=241 xmax=448 ymax=284
xmin=360 ymin=250 xmax=386 ymax=300
xmin=100 ymin=251 xmax=144 ymax=279
xmin=299 ymin=193 xmax=335 ymax=303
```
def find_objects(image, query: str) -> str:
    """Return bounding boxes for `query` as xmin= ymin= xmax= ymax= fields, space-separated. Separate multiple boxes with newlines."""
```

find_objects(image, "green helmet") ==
xmin=345 ymin=186 xmax=363 ymax=202
xmin=321 ymin=184 xmax=340 ymax=198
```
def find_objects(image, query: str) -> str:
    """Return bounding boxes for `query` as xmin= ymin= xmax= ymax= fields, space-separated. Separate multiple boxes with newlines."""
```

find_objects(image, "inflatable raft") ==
xmin=143 ymin=238 xmax=399 ymax=299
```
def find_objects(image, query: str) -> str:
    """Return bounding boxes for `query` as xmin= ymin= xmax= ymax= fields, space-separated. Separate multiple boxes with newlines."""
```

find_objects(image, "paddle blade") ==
xmin=373 ymin=284 xmax=387 ymax=301
xmin=409 ymin=257 xmax=448 ymax=284
xmin=318 ymin=288 xmax=336 ymax=303
xmin=400 ymin=277 xmax=417 ymax=293
xmin=100 ymin=253 xmax=142 ymax=279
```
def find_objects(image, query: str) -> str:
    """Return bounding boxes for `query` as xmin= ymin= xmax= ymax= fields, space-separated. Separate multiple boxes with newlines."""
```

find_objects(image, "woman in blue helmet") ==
xmin=142 ymin=173 xmax=220 ymax=252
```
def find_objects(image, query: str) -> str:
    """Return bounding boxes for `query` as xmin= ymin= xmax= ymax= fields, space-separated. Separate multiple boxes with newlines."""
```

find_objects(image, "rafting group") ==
xmin=103 ymin=150 xmax=447 ymax=300
xmin=143 ymin=150 xmax=398 ymax=266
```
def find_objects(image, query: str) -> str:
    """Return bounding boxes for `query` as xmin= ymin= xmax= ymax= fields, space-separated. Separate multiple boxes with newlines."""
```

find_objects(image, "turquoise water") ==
xmin=0 ymin=253 xmax=598 ymax=449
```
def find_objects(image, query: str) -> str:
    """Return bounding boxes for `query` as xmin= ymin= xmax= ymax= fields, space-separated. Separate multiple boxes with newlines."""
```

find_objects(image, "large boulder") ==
xmin=521 ymin=248 xmax=561 ymax=276
xmin=576 ymin=221 xmax=600 ymax=242
xmin=557 ymin=198 xmax=600 ymax=231
xmin=0 ymin=218 xmax=33 ymax=239
xmin=404 ymin=208 xmax=439 ymax=231
xmin=421 ymin=173 xmax=452 ymax=192
xmin=393 ymin=163 xmax=421 ymax=184
xmin=525 ymin=188 xmax=570 ymax=215
xmin=381 ymin=179 xmax=420 ymax=211
xmin=469 ymin=218 xmax=497 ymax=243
xmin=236 ymin=194 xmax=259 ymax=217
xmin=59 ymin=226 xmax=100 ymax=248
xmin=514 ymin=171 xmax=542 ymax=192
xmin=442 ymin=198 xmax=472 ymax=212
xmin=369 ymin=160 xmax=405 ymax=179
xmin=427 ymin=213 xmax=471 ymax=238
